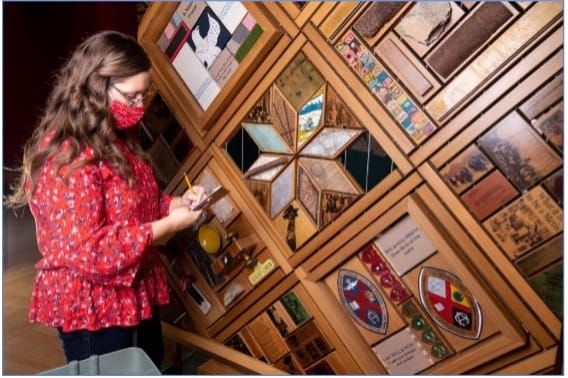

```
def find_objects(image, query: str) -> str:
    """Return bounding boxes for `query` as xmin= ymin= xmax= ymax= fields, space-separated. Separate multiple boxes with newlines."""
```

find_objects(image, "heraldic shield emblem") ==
xmin=338 ymin=269 xmax=388 ymax=334
xmin=418 ymin=267 xmax=482 ymax=339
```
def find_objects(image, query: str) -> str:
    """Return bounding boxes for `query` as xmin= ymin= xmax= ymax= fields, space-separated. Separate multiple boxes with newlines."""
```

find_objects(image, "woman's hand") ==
xmin=167 ymin=206 xmax=204 ymax=231
xmin=153 ymin=185 xmax=207 ymax=245
xmin=180 ymin=185 xmax=207 ymax=210
xmin=151 ymin=205 xmax=204 ymax=245
xmin=169 ymin=185 xmax=207 ymax=212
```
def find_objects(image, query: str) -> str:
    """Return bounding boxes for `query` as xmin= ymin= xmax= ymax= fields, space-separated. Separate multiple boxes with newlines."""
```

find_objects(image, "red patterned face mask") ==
xmin=110 ymin=100 xmax=145 ymax=129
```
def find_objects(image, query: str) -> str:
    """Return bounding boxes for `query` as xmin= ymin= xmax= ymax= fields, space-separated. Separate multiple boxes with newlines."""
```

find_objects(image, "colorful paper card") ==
xmin=374 ymin=214 xmax=437 ymax=276
xmin=372 ymin=328 xmax=435 ymax=374
xmin=208 ymin=48 xmax=239 ymax=88
xmin=207 ymin=1 xmax=248 ymax=34
xmin=172 ymin=43 xmax=220 ymax=110
xmin=176 ymin=2 xmax=207 ymax=29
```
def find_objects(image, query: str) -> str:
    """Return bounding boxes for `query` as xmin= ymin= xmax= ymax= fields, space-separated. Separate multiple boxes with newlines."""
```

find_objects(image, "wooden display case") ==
xmin=303 ymin=184 xmax=529 ymax=374
xmin=420 ymin=34 xmax=564 ymax=348
xmin=159 ymin=152 xmax=287 ymax=336
xmin=212 ymin=33 xmax=412 ymax=268
xmin=217 ymin=282 xmax=366 ymax=374
xmin=138 ymin=2 xmax=563 ymax=374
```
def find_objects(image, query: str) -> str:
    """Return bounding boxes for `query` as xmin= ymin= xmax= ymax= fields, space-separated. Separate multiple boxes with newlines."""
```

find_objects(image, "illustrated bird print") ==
xmin=192 ymin=13 xmax=222 ymax=68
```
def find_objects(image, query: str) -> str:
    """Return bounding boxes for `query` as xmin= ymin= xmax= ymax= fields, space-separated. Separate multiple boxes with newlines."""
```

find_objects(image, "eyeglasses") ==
xmin=110 ymin=83 xmax=150 ymax=108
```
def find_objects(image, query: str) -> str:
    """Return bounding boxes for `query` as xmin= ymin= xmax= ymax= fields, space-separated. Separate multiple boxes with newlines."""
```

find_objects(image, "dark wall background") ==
xmin=3 ymin=2 xmax=139 ymax=191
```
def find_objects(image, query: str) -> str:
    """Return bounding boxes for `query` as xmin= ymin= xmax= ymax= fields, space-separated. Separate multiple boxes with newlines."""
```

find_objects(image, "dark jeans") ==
xmin=57 ymin=310 xmax=164 ymax=370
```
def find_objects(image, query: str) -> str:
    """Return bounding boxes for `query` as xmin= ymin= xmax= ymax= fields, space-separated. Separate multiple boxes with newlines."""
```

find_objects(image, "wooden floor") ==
xmin=3 ymin=207 xmax=66 ymax=374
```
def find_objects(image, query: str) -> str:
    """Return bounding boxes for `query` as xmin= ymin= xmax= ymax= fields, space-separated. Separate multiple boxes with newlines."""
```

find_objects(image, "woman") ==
xmin=4 ymin=30 xmax=206 ymax=368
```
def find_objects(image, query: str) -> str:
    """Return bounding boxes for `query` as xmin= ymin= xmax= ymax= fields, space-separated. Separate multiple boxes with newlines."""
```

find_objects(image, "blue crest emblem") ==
xmin=338 ymin=269 xmax=388 ymax=334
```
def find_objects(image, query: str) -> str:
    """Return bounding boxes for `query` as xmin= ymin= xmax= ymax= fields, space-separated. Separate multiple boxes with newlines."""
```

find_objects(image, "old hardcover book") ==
xmin=440 ymin=144 xmax=495 ymax=194
xmin=532 ymin=103 xmax=563 ymax=151
xmin=477 ymin=111 xmax=562 ymax=191
xmin=543 ymin=169 xmax=563 ymax=204
xmin=460 ymin=170 xmax=518 ymax=221
xmin=483 ymin=186 xmax=563 ymax=259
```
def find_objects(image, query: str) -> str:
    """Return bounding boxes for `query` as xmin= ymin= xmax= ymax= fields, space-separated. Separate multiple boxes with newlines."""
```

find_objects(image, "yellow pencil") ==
xmin=183 ymin=173 xmax=194 ymax=193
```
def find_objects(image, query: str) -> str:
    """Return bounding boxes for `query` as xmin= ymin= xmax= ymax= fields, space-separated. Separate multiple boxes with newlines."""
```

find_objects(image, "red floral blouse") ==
xmin=28 ymin=139 xmax=171 ymax=332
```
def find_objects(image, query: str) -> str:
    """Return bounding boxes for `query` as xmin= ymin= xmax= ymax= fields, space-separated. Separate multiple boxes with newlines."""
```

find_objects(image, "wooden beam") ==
xmin=161 ymin=322 xmax=287 ymax=375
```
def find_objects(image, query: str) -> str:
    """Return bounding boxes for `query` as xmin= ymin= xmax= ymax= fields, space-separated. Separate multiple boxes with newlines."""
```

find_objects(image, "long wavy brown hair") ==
xmin=5 ymin=30 xmax=152 ymax=209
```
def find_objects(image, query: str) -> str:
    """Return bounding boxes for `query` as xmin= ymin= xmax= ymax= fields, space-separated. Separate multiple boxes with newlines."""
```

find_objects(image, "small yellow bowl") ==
xmin=198 ymin=224 xmax=221 ymax=254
